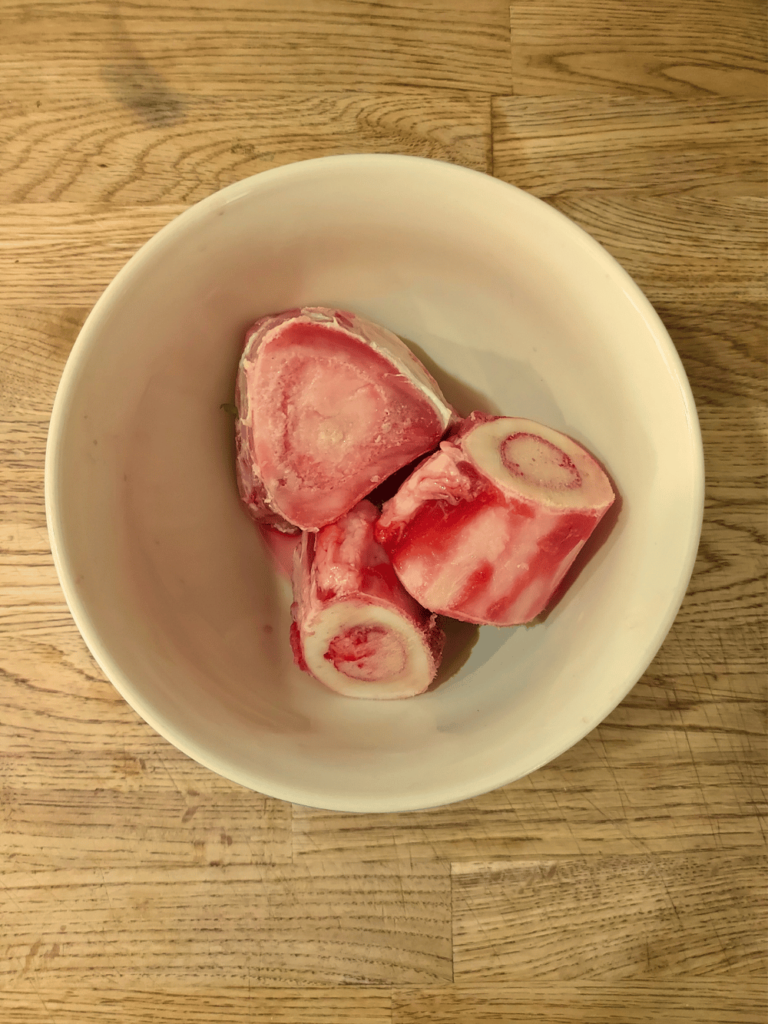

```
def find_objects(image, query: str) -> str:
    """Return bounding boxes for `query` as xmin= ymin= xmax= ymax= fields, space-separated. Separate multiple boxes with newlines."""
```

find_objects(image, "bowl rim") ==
xmin=45 ymin=153 xmax=705 ymax=813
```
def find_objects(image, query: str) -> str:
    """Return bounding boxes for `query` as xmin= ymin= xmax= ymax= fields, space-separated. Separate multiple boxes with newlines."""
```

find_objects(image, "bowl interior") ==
xmin=47 ymin=156 xmax=703 ymax=811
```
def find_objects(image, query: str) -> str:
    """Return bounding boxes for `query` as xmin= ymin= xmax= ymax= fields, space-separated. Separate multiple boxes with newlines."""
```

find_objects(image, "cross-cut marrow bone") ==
xmin=376 ymin=413 xmax=615 ymax=626
xmin=290 ymin=500 xmax=445 ymax=699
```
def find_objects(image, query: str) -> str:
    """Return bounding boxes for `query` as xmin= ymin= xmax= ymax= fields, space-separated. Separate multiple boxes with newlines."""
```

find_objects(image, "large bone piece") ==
xmin=376 ymin=413 xmax=615 ymax=626
xmin=235 ymin=307 xmax=454 ymax=532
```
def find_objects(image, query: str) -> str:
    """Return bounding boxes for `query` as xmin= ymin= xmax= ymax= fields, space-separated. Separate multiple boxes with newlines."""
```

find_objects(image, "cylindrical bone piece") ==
xmin=376 ymin=413 xmax=616 ymax=626
xmin=290 ymin=501 xmax=444 ymax=699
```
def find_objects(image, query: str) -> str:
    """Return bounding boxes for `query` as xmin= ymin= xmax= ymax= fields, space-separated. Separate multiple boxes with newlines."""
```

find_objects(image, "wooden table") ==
xmin=1 ymin=2 xmax=765 ymax=1021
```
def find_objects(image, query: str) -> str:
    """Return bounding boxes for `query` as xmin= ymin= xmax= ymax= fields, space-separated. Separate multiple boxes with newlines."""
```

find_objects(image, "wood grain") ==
xmin=0 ymin=91 xmax=491 ymax=204
xmin=451 ymin=856 xmax=766 ymax=979
xmin=492 ymin=96 xmax=767 ymax=197
xmin=659 ymin=300 xmax=766 ymax=666
xmin=0 ymin=655 xmax=293 ymax=870
xmin=393 ymin=982 xmax=767 ymax=1023
xmin=0 ymin=205 xmax=182 ymax=304
xmin=3 ymin=982 xmax=764 ymax=1024
xmin=546 ymin=194 xmax=767 ymax=302
xmin=0 ymin=863 xmax=452 ymax=987
xmin=0 ymin=308 xmax=83 ymax=413
xmin=0 ymin=987 xmax=393 ymax=1024
xmin=2 ymin=0 xmax=511 ymax=93
xmin=0 ymin=0 xmax=765 ymax=1019
xmin=509 ymin=0 xmax=767 ymax=97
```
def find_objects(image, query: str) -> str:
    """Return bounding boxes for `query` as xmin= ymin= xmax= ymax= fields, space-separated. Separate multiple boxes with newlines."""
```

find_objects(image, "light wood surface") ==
xmin=0 ymin=1 xmax=765 ymax=1021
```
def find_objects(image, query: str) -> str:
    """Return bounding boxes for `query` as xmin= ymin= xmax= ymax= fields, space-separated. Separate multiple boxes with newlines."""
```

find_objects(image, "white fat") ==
xmin=463 ymin=417 xmax=614 ymax=511
xmin=301 ymin=600 xmax=434 ymax=700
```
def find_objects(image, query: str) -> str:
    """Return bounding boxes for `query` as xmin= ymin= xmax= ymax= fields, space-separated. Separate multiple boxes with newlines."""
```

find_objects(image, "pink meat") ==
xmin=235 ymin=307 xmax=454 ymax=532
xmin=290 ymin=500 xmax=445 ymax=699
xmin=375 ymin=413 xmax=616 ymax=626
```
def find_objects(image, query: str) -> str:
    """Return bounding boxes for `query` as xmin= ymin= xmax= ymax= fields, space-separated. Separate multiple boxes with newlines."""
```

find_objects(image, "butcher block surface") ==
xmin=0 ymin=1 xmax=765 ymax=1021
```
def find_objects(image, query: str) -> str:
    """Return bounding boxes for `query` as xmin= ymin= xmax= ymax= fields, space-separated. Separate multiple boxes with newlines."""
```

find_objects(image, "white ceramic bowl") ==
xmin=45 ymin=155 xmax=704 ymax=812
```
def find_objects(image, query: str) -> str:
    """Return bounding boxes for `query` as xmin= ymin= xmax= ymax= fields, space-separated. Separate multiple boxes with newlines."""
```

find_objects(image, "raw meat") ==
xmin=290 ymin=500 xmax=445 ymax=699
xmin=235 ymin=307 xmax=454 ymax=532
xmin=375 ymin=412 xmax=615 ymax=626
